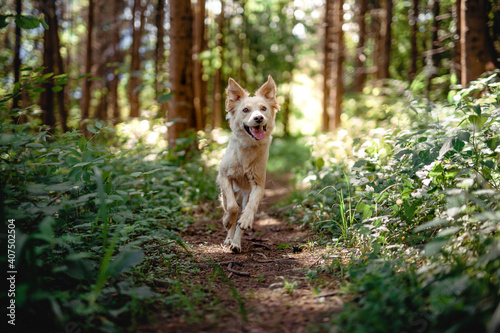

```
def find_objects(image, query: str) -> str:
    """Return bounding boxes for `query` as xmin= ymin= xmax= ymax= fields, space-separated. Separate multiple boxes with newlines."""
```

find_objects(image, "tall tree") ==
xmin=128 ymin=0 xmax=145 ymax=118
xmin=193 ymin=0 xmax=207 ymax=130
xmin=80 ymin=0 xmax=94 ymax=127
xmin=212 ymin=0 xmax=225 ymax=129
xmin=168 ymin=0 xmax=196 ymax=146
xmin=409 ymin=0 xmax=419 ymax=82
xmin=322 ymin=0 xmax=333 ymax=132
xmin=109 ymin=0 xmax=122 ymax=123
xmin=377 ymin=0 xmax=392 ymax=79
xmin=460 ymin=0 xmax=498 ymax=86
xmin=155 ymin=0 xmax=167 ymax=118
xmin=323 ymin=0 xmax=344 ymax=131
xmin=353 ymin=0 xmax=367 ymax=92
xmin=39 ymin=0 xmax=68 ymax=131
xmin=12 ymin=0 xmax=22 ymax=116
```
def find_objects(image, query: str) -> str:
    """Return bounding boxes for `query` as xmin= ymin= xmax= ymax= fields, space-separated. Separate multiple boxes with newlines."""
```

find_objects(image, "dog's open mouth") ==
xmin=244 ymin=125 xmax=267 ymax=140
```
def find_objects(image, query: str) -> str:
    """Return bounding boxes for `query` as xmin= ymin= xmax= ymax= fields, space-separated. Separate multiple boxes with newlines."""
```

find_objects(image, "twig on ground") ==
xmin=226 ymin=265 xmax=250 ymax=277
xmin=252 ymin=242 xmax=271 ymax=250
xmin=148 ymin=240 xmax=176 ymax=249
xmin=254 ymin=252 xmax=268 ymax=260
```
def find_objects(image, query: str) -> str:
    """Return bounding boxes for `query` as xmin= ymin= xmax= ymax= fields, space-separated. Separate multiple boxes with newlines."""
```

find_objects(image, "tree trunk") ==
xmin=212 ymin=0 xmax=224 ymax=129
xmin=322 ymin=0 xmax=333 ymax=132
xmin=353 ymin=0 xmax=367 ymax=92
xmin=372 ymin=0 xmax=382 ymax=80
xmin=168 ymin=0 xmax=196 ymax=146
xmin=431 ymin=0 xmax=440 ymax=70
xmin=128 ymin=0 xmax=145 ymax=118
xmin=409 ymin=0 xmax=419 ymax=82
xmin=39 ymin=0 xmax=57 ymax=130
xmin=453 ymin=0 xmax=461 ymax=85
xmin=109 ymin=0 xmax=121 ymax=123
xmin=12 ymin=0 xmax=22 ymax=116
xmin=155 ymin=0 xmax=167 ymax=118
xmin=53 ymin=7 xmax=69 ymax=132
xmin=193 ymin=0 xmax=207 ymax=130
xmin=80 ymin=0 xmax=94 ymax=128
xmin=377 ymin=0 xmax=392 ymax=80
xmin=331 ymin=0 xmax=344 ymax=129
xmin=460 ymin=0 xmax=498 ymax=86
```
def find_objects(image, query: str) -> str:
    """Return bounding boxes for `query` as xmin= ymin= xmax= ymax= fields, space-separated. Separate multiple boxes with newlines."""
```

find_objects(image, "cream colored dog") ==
xmin=217 ymin=75 xmax=280 ymax=253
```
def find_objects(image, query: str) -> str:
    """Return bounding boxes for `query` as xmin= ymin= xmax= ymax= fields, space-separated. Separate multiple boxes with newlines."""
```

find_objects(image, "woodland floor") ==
xmin=140 ymin=174 xmax=349 ymax=333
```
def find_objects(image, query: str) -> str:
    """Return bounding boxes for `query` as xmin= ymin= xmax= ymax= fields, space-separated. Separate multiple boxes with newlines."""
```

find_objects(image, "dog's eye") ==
xmin=261 ymin=106 xmax=267 ymax=111
xmin=242 ymin=108 xmax=249 ymax=113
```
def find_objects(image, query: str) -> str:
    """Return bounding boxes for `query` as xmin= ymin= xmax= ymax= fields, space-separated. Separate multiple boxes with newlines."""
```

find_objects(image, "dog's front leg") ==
xmin=229 ymin=191 xmax=249 ymax=253
xmin=237 ymin=183 xmax=264 ymax=230
xmin=219 ymin=175 xmax=239 ymax=230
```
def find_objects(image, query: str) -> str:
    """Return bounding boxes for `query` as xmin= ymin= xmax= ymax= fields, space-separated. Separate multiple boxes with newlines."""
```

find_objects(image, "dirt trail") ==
xmin=141 ymin=174 xmax=345 ymax=333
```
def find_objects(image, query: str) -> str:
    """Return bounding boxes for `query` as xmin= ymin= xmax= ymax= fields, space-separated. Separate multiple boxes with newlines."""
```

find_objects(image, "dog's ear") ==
xmin=256 ymin=75 xmax=280 ymax=112
xmin=226 ymin=78 xmax=248 ymax=113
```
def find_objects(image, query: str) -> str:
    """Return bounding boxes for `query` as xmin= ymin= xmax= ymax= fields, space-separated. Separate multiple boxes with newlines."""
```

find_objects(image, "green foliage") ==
xmin=0 ymin=83 xmax=220 ymax=331
xmin=304 ymin=72 xmax=500 ymax=332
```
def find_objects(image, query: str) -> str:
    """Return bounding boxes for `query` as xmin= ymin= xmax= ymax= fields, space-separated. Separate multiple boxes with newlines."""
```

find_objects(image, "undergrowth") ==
xmin=1 ymin=86 xmax=220 ymax=331
xmin=303 ymin=72 xmax=500 ymax=333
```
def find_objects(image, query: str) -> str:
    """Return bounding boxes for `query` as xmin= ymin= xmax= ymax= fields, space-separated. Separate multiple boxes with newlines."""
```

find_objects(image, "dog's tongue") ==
xmin=250 ymin=126 xmax=266 ymax=140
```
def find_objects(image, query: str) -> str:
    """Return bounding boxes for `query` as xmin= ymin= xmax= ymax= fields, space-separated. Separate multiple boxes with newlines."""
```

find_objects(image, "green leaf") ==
xmin=95 ymin=121 xmax=102 ymax=129
xmin=41 ymin=73 xmax=54 ymax=80
xmin=87 ymin=125 xmax=97 ymax=134
xmin=78 ymin=135 xmax=87 ymax=152
xmin=158 ymin=93 xmax=173 ymax=103
xmin=468 ymin=115 xmax=488 ymax=130
xmin=414 ymin=218 xmax=450 ymax=232
xmin=106 ymin=249 xmax=144 ymax=278
xmin=424 ymin=239 xmax=448 ymax=256
xmin=0 ymin=15 xmax=9 ymax=29
xmin=15 ymin=15 xmax=42 ymax=29
xmin=52 ymin=85 xmax=62 ymax=92
xmin=130 ymin=172 xmax=142 ymax=178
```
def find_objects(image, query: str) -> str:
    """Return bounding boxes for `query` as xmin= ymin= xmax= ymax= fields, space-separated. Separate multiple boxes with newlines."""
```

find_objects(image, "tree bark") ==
xmin=212 ymin=0 xmax=224 ymax=129
xmin=453 ymin=0 xmax=461 ymax=85
xmin=331 ymin=0 xmax=344 ymax=129
xmin=409 ymin=0 xmax=419 ymax=82
xmin=12 ymin=0 xmax=22 ymax=116
xmin=168 ymin=0 xmax=196 ymax=146
xmin=322 ymin=0 xmax=333 ymax=132
xmin=460 ymin=0 xmax=498 ymax=86
xmin=323 ymin=0 xmax=343 ymax=131
xmin=353 ymin=0 xmax=367 ymax=92
xmin=193 ymin=0 xmax=207 ymax=130
xmin=80 ymin=0 xmax=94 ymax=127
xmin=155 ymin=0 xmax=167 ymax=118
xmin=128 ymin=0 xmax=145 ymax=118
xmin=109 ymin=0 xmax=122 ymax=123
xmin=377 ymin=0 xmax=392 ymax=80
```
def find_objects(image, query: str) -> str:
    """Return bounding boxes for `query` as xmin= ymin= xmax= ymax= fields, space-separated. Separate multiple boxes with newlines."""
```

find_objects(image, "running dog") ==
xmin=217 ymin=75 xmax=280 ymax=253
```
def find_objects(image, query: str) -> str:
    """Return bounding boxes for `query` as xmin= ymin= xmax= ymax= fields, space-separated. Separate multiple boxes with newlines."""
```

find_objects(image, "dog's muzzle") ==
xmin=244 ymin=124 xmax=267 ymax=140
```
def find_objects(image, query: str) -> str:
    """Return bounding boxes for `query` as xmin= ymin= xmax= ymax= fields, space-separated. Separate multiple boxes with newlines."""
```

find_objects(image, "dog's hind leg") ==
xmin=230 ymin=191 xmax=249 ymax=253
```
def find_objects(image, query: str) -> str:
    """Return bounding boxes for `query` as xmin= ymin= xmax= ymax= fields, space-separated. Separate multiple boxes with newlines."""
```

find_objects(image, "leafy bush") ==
xmin=1 ymin=85 xmax=219 ymax=331
xmin=304 ymin=71 xmax=500 ymax=332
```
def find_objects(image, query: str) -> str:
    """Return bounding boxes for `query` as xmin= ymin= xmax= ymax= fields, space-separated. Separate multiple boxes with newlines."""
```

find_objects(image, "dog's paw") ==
xmin=238 ymin=211 xmax=254 ymax=230
xmin=229 ymin=242 xmax=242 ymax=253
xmin=223 ymin=235 xmax=232 ymax=246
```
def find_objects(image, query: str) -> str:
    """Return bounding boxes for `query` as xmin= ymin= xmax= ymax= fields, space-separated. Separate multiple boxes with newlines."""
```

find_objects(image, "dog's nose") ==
xmin=254 ymin=115 xmax=264 ymax=124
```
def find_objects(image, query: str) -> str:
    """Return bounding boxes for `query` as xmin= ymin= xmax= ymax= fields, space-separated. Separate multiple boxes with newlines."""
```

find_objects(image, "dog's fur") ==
xmin=217 ymin=75 xmax=280 ymax=253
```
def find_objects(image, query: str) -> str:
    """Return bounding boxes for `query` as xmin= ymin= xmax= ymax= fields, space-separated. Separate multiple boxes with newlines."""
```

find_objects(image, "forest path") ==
xmin=141 ymin=173 xmax=345 ymax=333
